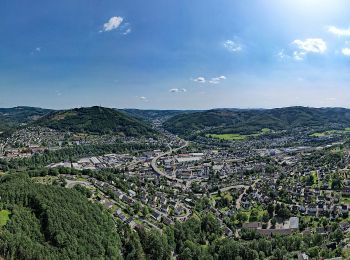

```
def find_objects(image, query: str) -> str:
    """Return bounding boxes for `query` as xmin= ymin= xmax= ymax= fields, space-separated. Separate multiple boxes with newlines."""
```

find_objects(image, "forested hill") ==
xmin=163 ymin=106 xmax=350 ymax=135
xmin=0 ymin=106 xmax=52 ymax=132
xmin=122 ymin=109 xmax=200 ymax=122
xmin=32 ymin=106 xmax=158 ymax=136
xmin=0 ymin=174 xmax=121 ymax=259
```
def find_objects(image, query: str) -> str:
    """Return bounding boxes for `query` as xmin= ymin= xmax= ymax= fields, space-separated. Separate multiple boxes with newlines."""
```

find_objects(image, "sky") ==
xmin=1 ymin=0 xmax=350 ymax=109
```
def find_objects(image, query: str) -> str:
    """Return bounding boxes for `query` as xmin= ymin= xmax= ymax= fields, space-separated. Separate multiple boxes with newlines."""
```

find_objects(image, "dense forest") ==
xmin=32 ymin=106 xmax=158 ymax=136
xmin=0 ymin=174 xmax=121 ymax=259
xmin=164 ymin=106 xmax=350 ymax=135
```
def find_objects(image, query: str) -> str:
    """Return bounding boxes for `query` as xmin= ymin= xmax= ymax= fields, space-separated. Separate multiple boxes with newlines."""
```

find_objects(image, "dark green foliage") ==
xmin=73 ymin=184 xmax=92 ymax=198
xmin=33 ymin=106 xmax=157 ymax=136
xmin=138 ymin=227 xmax=171 ymax=260
xmin=0 ymin=174 xmax=121 ymax=259
xmin=164 ymin=106 xmax=350 ymax=135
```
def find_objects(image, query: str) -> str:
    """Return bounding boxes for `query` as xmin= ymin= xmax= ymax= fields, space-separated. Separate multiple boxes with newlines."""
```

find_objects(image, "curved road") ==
xmin=151 ymin=140 xmax=189 ymax=184
xmin=235 ymin=178 xmax=260 ymax=209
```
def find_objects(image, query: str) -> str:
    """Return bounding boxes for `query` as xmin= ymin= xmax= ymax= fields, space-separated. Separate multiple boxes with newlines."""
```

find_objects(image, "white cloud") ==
xmin=169 ymin=88 xmax=187 ymax=93
xmin=102 ymin=16 xmax=124 ymax=32
xmin=192 ymin=76 xmax=226 ymax=84
xmin=123 ymin=28 xmax=131 ymax=35
xmin=292 ymin=38 xmax=327 ymax=60
xmin=30 ymin=47 xmax=41 ymax=55
xmin=293 ymin=51 xmax=304 ymax=61
xmin=277 ymin=49 xmax=288 ymax=59
xmin=327 ymin=26 xmax=350 ymax=37
xmin=223 ymin=40 xmax=242 ymax=52
xmin=138 ymin=96 xmax=148 ymax=102
xmin=193 ymin=77 xmax=206 ymax=83
xmin=293 ymin=38 xmax=327 ymax=53
xmin=342 ymin=48 xmax=350 ymax=56
xmin=209 ymin=75 xmax=226 ymax=84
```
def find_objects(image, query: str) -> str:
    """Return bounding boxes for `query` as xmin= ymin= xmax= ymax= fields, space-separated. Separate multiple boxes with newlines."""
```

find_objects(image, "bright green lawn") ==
xmin=0 ymin=210 xmax=10 ymax=227
xmin=310 ymin=132 xmax=326 ymax=137
xmin=206 ymin=133 xmax=246 ymax=141
xmin=311 ymin=128 xmax=350 ymax=137
xmin=206 ymin=128 xmax=270 ymax=141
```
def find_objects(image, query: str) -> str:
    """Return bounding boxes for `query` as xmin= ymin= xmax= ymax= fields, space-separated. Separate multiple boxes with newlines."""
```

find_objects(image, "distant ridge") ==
xmin=163 ymin=106 xmax=350 ymax=135
xmin=0 ymin=106 xmax=52 ymax=131
xmin=122 ymin=109 xmax=201 ymax=121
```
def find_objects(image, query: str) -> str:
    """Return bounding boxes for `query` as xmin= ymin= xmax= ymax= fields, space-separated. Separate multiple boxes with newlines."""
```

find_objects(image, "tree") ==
xmin=201 ymin=213 xmax=221 ymax=236
xmin=331 ymin=177 xmax=342 ymax=190
xmin=261 ymin=212 xmax=270 ymax=223
xmin=249 ymin=209 xmax=260 ymax=222
xmin=331 ymin=228 xmax=343 ymax=243
xmin=141 ymin=230 xmax=171 ymax=260
xmin=267 ymin=203 xmax=275 ymax=217
xmin=237 ymin=212 xmax=248 ymax=223
xmin=271 ymin=217 xmax=277 ymax=228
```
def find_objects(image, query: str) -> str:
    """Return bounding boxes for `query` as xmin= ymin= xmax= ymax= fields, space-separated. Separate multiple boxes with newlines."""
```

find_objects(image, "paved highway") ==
xmin=150 ymin=140 xmax=189 ymax=185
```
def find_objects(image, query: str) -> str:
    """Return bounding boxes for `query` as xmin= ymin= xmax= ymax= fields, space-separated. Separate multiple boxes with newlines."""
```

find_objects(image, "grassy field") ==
xmin=310 ymin=132 xmax=327 ymax=137
xmin=310 ymin=128 xmax=350 ymax=137
xmin=206 ymin=133 xmax=246 ymax=141
xmin=0 ymin=210 xmax=10 ymax=227
xmin=206 ymin=128 xmax=271 ymax=141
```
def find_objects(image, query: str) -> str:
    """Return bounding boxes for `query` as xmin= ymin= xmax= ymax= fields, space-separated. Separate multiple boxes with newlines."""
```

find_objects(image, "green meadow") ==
xmin=206 ymin=128 xmax=271 ymax=141
xmin=310 ymin=128 xmax=350 ymax=137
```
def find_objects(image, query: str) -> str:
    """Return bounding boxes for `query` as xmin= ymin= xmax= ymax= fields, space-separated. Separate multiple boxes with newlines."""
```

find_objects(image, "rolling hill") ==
xmin=0 ymin=106 xmax=52 ymax=132
xmin=163 ymin=106 xmax=350 ymax=135
xmin=122 ymin=109 xmax=200 ymax=122
xmin=32 ymin=106 xmax=157 ymax=136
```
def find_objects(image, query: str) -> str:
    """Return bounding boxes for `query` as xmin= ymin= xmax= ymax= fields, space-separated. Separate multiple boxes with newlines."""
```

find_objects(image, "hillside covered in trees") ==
xmin=0 ymin=174 xmax=121 ymax=259
xmin=32 ymin=106 xmax=157 ymax=136
xmin=164 ymin=106 xmax=350 ymax=136
xmin=0 ymin=107 xmax=51 ymax=132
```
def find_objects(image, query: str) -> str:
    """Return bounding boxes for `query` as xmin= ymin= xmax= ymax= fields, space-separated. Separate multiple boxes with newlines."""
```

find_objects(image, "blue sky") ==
xmin=1 ymin=0 xmax=350 ymax=109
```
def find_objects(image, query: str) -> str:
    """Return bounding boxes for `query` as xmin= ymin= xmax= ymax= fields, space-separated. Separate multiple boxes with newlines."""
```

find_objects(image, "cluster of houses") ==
xmin=88 ymin=175 xmax=191 ymax=228
xmin=242 ymin=216 xmax=300 ymax=237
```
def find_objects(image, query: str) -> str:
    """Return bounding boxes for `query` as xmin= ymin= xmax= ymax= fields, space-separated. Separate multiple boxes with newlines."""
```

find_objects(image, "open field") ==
xmin=206 ymin=128 xmax=271 ymax=141
xmin=310 ymin=128 xmax=350 ymax=137
xmin=206 ymin=133 xmax=246 ymax=140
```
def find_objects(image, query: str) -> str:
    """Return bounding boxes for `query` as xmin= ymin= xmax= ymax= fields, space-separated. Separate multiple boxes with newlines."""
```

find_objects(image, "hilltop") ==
xmin=163 ymin=106 xmax=350 ymax=135
xmin=32 ymin=106 xmax=157 ymax=136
